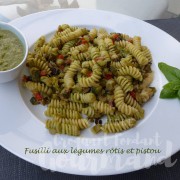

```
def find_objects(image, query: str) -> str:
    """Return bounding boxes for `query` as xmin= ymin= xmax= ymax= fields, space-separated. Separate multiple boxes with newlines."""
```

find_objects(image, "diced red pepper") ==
xmin=105 ymin=73 xmax=113 ymax=80
xmin=108 ymin=101 xmax=114 ymax=107
xmin=65 ymin=59 xmax=72 ymax=65
xmin=81 ymin=39 xmax=87 ymax=44
xmin=40 ymin=70 xmax=47 ymax=76
xmin=77 ymin=37 xmax=88 ymax=45
xmin=22 ymin=75 xmax=29 ymax=82
xmin=34 ymin=92 xmax=43 ymax=101
xmin=128 ymin=39 xmax=133 ymax=43
xmin=130 ymin=90 xmax=136 ymax=100
xmin=94 ymin=57 xmax=104 ymax=62
xmin=57 ymin=54 xmax=64 ymax=59
xmin=87 ymin=71 xmax=92 ymax=77
xmin=112 ymin=34 xmax=119 ymax=39
xmin=59 ymin=65 xmax=65 ymax=71
xmin=112 ymin=33 xmax=121 ymax=41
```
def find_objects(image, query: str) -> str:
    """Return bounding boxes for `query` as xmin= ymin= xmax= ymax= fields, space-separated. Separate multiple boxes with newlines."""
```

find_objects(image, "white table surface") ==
xmin=0 ymin=0 xmax=169 ymax=21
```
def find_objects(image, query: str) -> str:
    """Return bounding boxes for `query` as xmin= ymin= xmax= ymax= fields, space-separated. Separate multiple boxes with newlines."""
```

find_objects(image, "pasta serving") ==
xmin=22 ymin=24 xmax=156 ymax=136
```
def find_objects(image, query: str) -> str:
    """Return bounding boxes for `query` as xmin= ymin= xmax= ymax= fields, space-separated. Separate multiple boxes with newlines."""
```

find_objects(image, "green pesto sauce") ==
xmin=0 ymin=29 xmax=24 ymax=71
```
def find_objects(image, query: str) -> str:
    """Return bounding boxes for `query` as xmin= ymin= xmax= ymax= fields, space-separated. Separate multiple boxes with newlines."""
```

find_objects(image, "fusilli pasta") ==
xmin=22 ymin=24 xmax=156 ymax=137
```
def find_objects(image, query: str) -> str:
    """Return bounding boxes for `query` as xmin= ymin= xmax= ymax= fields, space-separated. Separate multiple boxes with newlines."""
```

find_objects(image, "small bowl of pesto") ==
xmin=0 ymin=21 xmax=28 ymax=83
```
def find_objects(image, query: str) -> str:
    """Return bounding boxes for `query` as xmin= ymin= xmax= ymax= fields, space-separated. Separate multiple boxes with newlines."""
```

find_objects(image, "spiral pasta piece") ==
xmin=100 ymin=50 xmax=111 ymax=62
xmin=45 ymin=107 xmax=81 ymax=119
xmin=125 ymin=94 xmax=143 ymax=112
xmin=40 ymin=76 xmax=59 ymax=89
xmin=82 ymin=60 xmax=96 ymax=68
xmin=125 ymin=42 xmax=149 ymax=66
xmin=64 ymin=61 xmax=81 ymax=89
xmin=114 ymin=86 xmax=138 ymax=116
xmin=60 ymin=28 xmax=88 ymax=44
xmin=107 ymin=113 xmax=129 ymax=122
xmin=51 ymin=117 xmax=89 ymax=129
xmin=90 ymin=47 xmax=100 ymax=60
xmin=115 ymin=40 xmax=127 ymax=48
xmin=120 ymin=55 xmax=134 ymax=66
xmin=61 ymin=40 xmax=76 ymax=55
xmin=116 ymin=76 xmax=133 ymax=93
xmin=55 ymin=27 xmax=72 ymax=38
xmin=89 ymin=28 xmax=98 ymax=39
xmin=95 ymin=38 xmax=106 ymax=51
xmin=46 ymin=120 xmax=80 ymax=136
xmin=93 ymin=39 xmax=111 ymax=65
xmin=70 ymin=44 xmax=89 ymax=53
xmin=71 ymin=51 xmax=90 ymax=61
xmin=79 ymin=64 xmax=102 ymax=87
xmin=110 ymin=56 xmax=132 ymax=69
xmin=62 ymin=123 xmax=80 ymax=136
xmin=38 ymin=44 xmax=59 ymax=58
xmin=133 ymin=36 xmax=142 ymax=51
xmin=82 ymin=107 xmax=95 ymax=118
xmin=121 ymin=33 xmax=133 ymax=41
xmin=34 ymin=36 xmax=46 ymax=52
xmin=104 ymin=37 xmax=118 ymax=59
xmin=118 ymin=66 xmax=143 ymax=81
xmin=139 ymin=72 xmax=154 ymax=89
xmin=114 ymin=86 xmax=124 ymax=104
xmin=26 ymin=52 xmax=35 ymax=59
xmin=25 ymin=81 xmax=52 ymax=95
xmin=57 ymin=24 xmax=70 ymax=31
xmin=136 ymin=87 xmax=156 ymax=104
xmin=90 ymin=101 xmax=115 ymax=115
xmin=48 ymin=99 xmax=83 ymax=112
xmin=70 ymin=93 xmax=96 ymax=103
xmin=26 ymin=58 xmax=51 ymax=74
xmin=49 ymin=37 xmax=61 ymax=48
xmin=70 ymin=27 xmax=79 ymax=32
xmin=142 ymin=46 xmax=152 ymax=62
xmin=101 ymin=118 xmax=136 ymax=133
xmin=120 ymin=102 xmax=139 ymax=117
xmin=98 ymin=28 xmax=109 ymax=39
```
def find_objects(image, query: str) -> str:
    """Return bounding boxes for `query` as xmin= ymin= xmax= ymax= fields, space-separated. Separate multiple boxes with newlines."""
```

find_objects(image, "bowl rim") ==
xmin=0 ymin=21 xmax=28 ymax=73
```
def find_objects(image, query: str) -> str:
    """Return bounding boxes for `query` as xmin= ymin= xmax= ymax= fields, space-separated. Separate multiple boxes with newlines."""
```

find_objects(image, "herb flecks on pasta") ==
xmin=22 ymin=24 xmax=156 ymax=136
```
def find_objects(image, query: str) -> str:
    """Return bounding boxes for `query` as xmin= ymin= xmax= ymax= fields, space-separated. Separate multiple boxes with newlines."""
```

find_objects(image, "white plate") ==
xmin=0 ymin=9 xmax=180 ymax=175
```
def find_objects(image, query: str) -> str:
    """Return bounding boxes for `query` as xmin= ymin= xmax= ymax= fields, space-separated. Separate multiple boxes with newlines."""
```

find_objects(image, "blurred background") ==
xmin=0 ymin=0 xmax=179 ymax=22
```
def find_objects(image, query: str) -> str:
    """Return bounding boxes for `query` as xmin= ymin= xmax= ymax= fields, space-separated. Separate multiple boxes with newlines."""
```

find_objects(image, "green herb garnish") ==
xmin=158 ymin=62 xmax=180 ymax=99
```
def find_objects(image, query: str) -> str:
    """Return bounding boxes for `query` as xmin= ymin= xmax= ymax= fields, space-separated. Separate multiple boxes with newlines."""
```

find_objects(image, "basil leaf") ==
xmin=160 ymin=88 xmax=178 ymax=99
xmin=163 ymin=81 xmax=180 ymax=90
xmin=158 ymin=62 xmax=180 ymax=82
